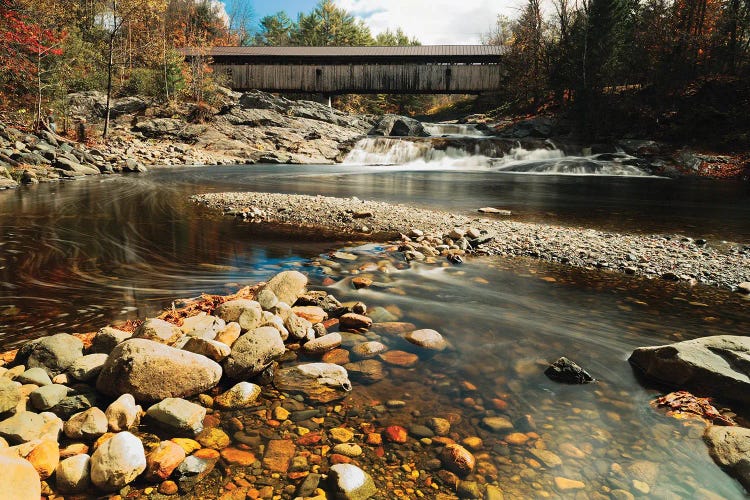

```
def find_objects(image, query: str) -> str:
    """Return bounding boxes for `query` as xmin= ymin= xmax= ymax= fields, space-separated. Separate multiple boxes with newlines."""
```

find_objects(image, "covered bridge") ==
xmin=184 ymin=45 xmax=507 ymax=94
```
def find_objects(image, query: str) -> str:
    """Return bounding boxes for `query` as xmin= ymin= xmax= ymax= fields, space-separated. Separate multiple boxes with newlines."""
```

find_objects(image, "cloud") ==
xmin=335 ymin=0 xmax=520 ymax=45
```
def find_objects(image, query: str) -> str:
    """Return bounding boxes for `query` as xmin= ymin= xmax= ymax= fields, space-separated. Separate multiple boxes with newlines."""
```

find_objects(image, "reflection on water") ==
xmin=314 ymin=243 xmax=750 ymax=498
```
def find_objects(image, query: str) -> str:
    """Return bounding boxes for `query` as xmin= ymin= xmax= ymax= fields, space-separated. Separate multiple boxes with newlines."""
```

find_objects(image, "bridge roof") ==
xmin=183 ymin=45 xmax=506 ymax=64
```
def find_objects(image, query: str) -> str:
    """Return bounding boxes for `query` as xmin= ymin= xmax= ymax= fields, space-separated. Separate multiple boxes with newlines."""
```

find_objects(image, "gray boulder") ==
xmin=90 ymin=326 xmax=132 ymax=354
xmin=370 ymin=115 xmax=428 ymax=137
xmin=68 ymin=353 xmax=109 ymax=381
xmin=704 ymin=426 xmax=750 ymax=490
xmin=64 ymin=407 xmax=108 ymax=440
xmin=110 ymin=96 xmax=147 ymax=116
xmin=261 ymin=271 xmax=308 ymax=306
xmin=0 ymin=377 xmax=21 ymax=413
xmin=29 ymin=384 xmax=69 ymax=411
xmin=96 ymin=339 xmax=222 ymax=403
xmin=0 ymin=411 xmax=62 ymax=444
xmin=133 ymin=118 xmax=183 ymax=137
xmin=146 ymin=398 xmax=206 ymax=436
xmin=629 ymin=335 xmax=750 ymax=404
xmin=67 ymin=91 xmax=107 ymax=118
xmin=223 ymin=327 xmax=285 ymax=380
xmin=16 ymin=333 xmax=83 ymax=376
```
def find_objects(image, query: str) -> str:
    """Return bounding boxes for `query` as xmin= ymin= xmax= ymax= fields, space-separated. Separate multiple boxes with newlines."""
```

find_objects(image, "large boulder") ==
xmin=0 ymin=454 xmax=41 ymax=500
xmin=96 ymin=339 xmax=222 ymax=403
xmin=260 ymin=271 xmax=308 ymax=306
xmin=223 ymin=327 xmax=285 ymax=380
xmin=133 ymin=118 xmax=183 ymax=137
xmin=67 ymin=91 xmax=107 ymax=119
xmin=704 ymin=425 xmax=750 ymax=490
xmin=90 ymin=431 xmax=146 ymax=491
xmin=110 ymin=96 xmax=147 ymax=117
xmin=629 ymin=335 xmax=750 ymax=404
xmin=16 ymin=333 xmax=84 ymax=376
xmin=369 ymin=115 xmax=429 ymax=137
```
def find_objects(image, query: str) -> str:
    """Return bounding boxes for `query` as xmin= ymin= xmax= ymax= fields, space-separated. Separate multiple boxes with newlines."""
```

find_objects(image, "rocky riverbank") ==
xmin=192 ymin=191 xmax=750 ymax=292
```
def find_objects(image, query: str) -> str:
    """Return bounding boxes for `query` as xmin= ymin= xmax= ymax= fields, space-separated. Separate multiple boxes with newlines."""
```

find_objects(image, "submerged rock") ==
xmin=544 ymin=357 xmax=595 ymax=384
xmin=275 ymin=363 xmax=352 ymax=403
xmin=214 ymin=382 xmax=262 ymax=409
xmin=704 ymin=425 xmax=750 ymax=490
xmin=629 ymin=335 xmax=750 ymax=403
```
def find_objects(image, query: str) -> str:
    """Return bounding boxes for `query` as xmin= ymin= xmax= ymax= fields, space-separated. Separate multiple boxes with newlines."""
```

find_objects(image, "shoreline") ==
xmin=193 ymin=191 xmax=750 ymax=292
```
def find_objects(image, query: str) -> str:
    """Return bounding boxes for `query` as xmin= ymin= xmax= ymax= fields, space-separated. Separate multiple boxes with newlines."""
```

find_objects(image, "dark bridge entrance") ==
xmin=186 ymin=45 xmax=506 ymax=94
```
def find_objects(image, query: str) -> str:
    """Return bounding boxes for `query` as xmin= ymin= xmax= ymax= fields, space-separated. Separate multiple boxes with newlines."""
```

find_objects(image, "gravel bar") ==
xmin=192 ymin=192 xmax=750 ymax=291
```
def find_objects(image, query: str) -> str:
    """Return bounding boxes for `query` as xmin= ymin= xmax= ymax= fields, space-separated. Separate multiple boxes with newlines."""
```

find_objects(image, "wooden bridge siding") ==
xmin=213 ymin=64 xmax=503 ymax=93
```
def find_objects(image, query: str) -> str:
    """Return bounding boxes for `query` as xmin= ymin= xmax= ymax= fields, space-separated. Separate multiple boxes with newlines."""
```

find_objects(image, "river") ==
xmin=0 ymin=147 xmax=749 ymax=497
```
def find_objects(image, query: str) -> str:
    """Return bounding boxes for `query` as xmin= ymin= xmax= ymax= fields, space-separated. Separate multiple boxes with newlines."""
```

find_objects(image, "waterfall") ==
xmin=343 ymin=136 xmax=651 ymax=176
xmin=423 ymin=123 xmax=487 ymax=137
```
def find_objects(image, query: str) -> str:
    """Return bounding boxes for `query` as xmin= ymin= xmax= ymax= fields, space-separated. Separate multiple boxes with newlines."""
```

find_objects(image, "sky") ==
xmin=243 ymin=0 xmax=519 ymax=45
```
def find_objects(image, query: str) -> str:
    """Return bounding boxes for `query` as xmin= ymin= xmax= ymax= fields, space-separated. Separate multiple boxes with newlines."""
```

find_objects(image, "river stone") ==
xmin=340 ymin=313 xmax=373 ymax=331
xmin=275 ymin=363 xmax=352 ymax=403
xmin=68 ymin=353 xmax=109 ymax=381
xmin=215 ymin=322 xmax=242 ymax=346
xmin=285 ymin=312 xmax=312 ymax=340
xmin=180 ymin=313 xmax=225 ymax=340
xmin=482 ymin=416 xmax=513 ymax=432
xmin=328 ymin=463 xmax=377 ymax=500
xmin=370 ymin=322 xmax=417 ymax=336
xmin=545 ymin=357 xmax=595 ymax=384
xmin=344 ymin=360 xmax=385 ymax=384
xmin=261 ymin=313 xmax=290 ymax=340
xmin=173 ymin=450 xmax=219 ymax=493
xmin=146 ymin=398 xmax=206 ymax=436
xmin=144 ymin=440 xmax=186 ymax=481
xmin=404 ymin=329 xmax=448 ymax=351
xmin=90 ymin=431 xmax=146 ymax=491
xmin=736 ymin=282 xmax=750 ymax=294
xmin=55 ymin=453 xmax=91 ymax=493
xmin=90 ymin=327 xmax=132 ymax=354
xmin=105 ymin=394 xmax=142 ymax=432
xmin=350 ymin=341 xmax=387 ymax=359
xmin=303 ymin=332 xmax=342 ymax=354
xmin=214 ymin=382 xmax=262 ymax=409
xmin=16 ymin=333 xmax=83 ymax=376
xmin=133 ymin=318 xmax=182 ymax=345
xmin=223 ymin=327 xmax=285 ymax=380
xmin=16 ymin=367 xmax=52 ymax=386
xmin=256 ymin=289 xmax=279 ymax=310
xmin=704 ymin=425 xmax=750 ymax=489
xmin=0 ymin=377 xmax=21 ymax=413
xmin=0 ymin=454 xmax=41 ymax=499
xmin=440 ymin=444 xmax=476 ymax=477
xmin=0 ymin=411 xmax=62 ymax=444
xmin=26 ymin=439 xmax=59 ymax=479
xmin=64 ymin=407 xmax=108 ymax=440
xmin=261 ymin=270 xmax=308 ymax=306
xmin=216 ymin=299 xmax=263 ymax=331
xmin=96 ymin=339 xmax=222 ymax=403
xmin=629 ymin=335 xmax=750 ymax=403
xmin=182 ymin=337 xmax=231 ymax=362
xmin=52 ymin=389 xmax=97 ymax=419
xmin=29 ymin=384 xmax=69 ymax=411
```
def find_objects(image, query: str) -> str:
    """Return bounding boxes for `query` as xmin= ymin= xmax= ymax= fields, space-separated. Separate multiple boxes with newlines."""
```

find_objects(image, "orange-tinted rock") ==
xmin=491 ymin=398 xmax=508 ymax=411
xmin=60 ymin=443 xmax=89 ymax=459
xmin=322 ymin=318 xmax=339 ymax=330
xmin=215 ymin=323 xmax=241 ymax=347
xmin=329 ymin=454 xmax=352 ymax=464
xmin=366 ymin=433 xmax=382 ymax=446
xmin=203 ymin=413 xmax=221 ymax=429
xmin=27 ymin=440 xmax=59 ymax=480
xmin=193 ymin=448 xmax=220 ymax=460
xmin=297 ymin=433 xmax=323 ymax=446
xmin=196 ymin=427 xmax=230 ymax=450
xmin=379 ymin=350 xmax=418 ymax=367
xmin=145 ymin=441 xmax=186 ymax=481
xmin=220 ymin=487 xmax=249 ymax=500
xmin=461 ymin=436 xmax=483 ymax=451
xmin=262 ymin=440 xmax=296 ymax=472
xmin=352 ymin=277 xmax=373 ymax=289
xmin=293 ymin=306 xmax=327 ymax=324
xmin=220 ymin=447 xmax=256 ymax=466
xmin=505 ymin=432 xmax=530 ymax=445
xmin=384 ymin=426 xmax=408 ymax=443
xmin=440 ymin=444 xmax=475 ymax=477
xmin=339 ymin=313 xmax=372 ymax=331
xmin=158 ymin=480 xmax=179 ymax=495
xmin=170 ymin=438 xmax=201 ymax=455
xmin=321 ymin=348 xmax=350 ymax=365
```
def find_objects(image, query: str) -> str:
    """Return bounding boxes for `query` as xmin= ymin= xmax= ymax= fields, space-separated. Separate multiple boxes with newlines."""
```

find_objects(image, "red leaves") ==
xmin=652 ymin=390 xmax=736 ymax=426
xmin=0 ymin=1 xmax=66 ymax=78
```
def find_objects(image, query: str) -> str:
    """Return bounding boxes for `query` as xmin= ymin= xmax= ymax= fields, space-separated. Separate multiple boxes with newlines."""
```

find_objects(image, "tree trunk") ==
xmin=103 ymin=34 xmax=115 ymax=138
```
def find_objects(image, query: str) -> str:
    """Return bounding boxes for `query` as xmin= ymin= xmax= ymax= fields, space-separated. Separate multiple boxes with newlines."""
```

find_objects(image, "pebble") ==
xmin=554 ymin=476 xmax=585 ymax=490
xmin=330 ymin=427 xmax=355 ymax=443
xmin=482 ymin=416 xmax=514 ymax=432
xmin=214 ymin=382 xmax=262 ymax=409
xmin=440 ymin=443 xmax=475 ymax=476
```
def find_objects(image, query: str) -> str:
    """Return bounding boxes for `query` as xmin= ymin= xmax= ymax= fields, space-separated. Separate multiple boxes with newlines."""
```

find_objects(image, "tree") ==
xmin=254 ymin=12 xmax=294 ymax=46
xmin=293 ymin=0 xmax=372 ymax=46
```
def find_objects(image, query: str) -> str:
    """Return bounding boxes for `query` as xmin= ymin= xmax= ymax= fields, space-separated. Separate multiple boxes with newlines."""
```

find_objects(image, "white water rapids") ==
xmin=343 ymin=123 xmax=651 ymax=176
